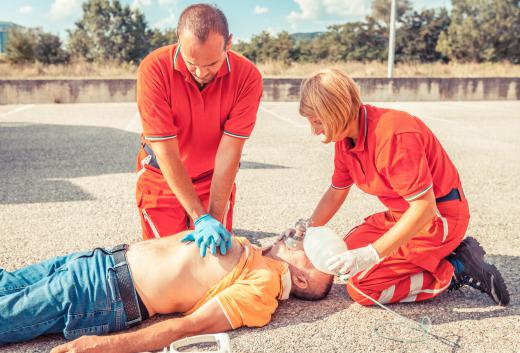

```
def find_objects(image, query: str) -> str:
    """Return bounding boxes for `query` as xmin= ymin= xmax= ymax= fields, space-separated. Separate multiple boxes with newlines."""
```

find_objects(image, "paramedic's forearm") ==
xmin=209 ymin=135 xmax=245 ymax=222
xmin=150 ymin=139 xmax=206 ymax=220
xmin=373 ymin=189 xmax=437 ymax=258
xmin=309 ymin=186 xmax=350 ymax=227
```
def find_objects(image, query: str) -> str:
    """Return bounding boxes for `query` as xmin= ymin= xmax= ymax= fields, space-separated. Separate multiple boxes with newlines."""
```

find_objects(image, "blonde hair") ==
xmin=299 ymin=68 xmax=361 ymax=143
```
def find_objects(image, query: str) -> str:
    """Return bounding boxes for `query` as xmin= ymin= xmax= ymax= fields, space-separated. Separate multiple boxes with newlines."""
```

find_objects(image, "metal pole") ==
xmin=387 ymin=0 xmax=397 ymax=78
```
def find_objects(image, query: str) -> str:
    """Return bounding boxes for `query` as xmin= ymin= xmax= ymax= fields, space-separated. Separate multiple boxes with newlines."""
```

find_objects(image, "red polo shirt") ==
xmin=137 ymin=44 xmax=263 ymax=179
xmin=332 ymin=104 xmax=461 ymax=211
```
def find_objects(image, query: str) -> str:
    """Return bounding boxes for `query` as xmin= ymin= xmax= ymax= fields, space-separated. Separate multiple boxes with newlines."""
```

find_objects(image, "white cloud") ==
xmin=49 ymin=0 xmax=80 ymax=20
xmin=287 ymin=0 xmax=367 ymax=23
xmin=323 ymin=0 xmax=367 ymax=17
xmin=154 ymin=12 xmax=176 ymax=29
xmin=20 ymin=5 xmax=33 ymax=14
xmin=131 ymin=0 xmax=152 ymax=10
xmin=158 ymin=0 xmax=177 ymax=5
xmin=254 ymin=6 xmax=269 ymax=14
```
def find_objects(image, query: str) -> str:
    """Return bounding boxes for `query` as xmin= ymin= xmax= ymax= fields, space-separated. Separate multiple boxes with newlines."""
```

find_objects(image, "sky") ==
xmin=1 ymin=0 xmax=451 ymax=42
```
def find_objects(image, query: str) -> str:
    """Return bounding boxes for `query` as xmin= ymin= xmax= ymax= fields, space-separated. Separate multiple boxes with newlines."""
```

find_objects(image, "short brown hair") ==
xmin=177 ymin=3 xmax=229 ymax=43
xmin=299 ymin=68 xmax=361 ymax=143
xmin=292 ymin=272 xmax=334 ymax=301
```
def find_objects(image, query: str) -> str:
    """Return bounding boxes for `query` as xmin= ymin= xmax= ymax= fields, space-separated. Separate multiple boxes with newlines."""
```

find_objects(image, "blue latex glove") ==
xmin=181 ymin=214 xmax=232 ymax=257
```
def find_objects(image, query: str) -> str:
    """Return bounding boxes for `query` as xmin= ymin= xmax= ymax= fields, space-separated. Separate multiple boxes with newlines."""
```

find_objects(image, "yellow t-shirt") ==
xmin=183 ymin=237 xmax=291 ymax=328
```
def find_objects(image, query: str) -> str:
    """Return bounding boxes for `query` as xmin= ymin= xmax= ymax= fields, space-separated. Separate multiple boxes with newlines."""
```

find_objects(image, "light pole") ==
xmin=387 ymin=0 xmax=397 ymax=78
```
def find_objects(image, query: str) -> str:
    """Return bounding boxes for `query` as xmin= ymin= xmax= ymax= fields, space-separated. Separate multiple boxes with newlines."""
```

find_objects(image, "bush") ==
xmin=5 ymin=28 xmax=36 ymax=64
xmin=35 ymin=32 xmax=70 ymax=64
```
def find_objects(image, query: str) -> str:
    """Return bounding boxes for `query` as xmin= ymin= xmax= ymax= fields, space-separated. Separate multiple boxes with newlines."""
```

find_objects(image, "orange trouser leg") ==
xmin=135 ymin=147 xmax=236 ymax=240
xmin=137 ymin=182 xmax=236 ymax=240
xmin=345 ymin=199 xmax=470 ymax=305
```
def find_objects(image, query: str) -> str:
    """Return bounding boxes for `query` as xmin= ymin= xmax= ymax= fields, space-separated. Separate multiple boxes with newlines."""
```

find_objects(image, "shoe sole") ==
xmin=461 ymin=237 xmax=510 ymax=306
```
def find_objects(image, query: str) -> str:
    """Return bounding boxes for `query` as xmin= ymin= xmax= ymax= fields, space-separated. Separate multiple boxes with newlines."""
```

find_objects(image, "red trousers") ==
xmin=345 ymin=195 xmax=470 ymax=305
xmin=135 ymin=147 xmax=235 ymax=240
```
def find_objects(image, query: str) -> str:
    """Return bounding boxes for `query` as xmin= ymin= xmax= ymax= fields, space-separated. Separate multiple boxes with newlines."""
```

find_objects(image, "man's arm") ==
xmin=150 ymin=138 xmax=206 ymax=221
xmin=50 ymin=299 xmax=232 ymax=353
xmin=208 ymin=135 xmax=246 ymax=222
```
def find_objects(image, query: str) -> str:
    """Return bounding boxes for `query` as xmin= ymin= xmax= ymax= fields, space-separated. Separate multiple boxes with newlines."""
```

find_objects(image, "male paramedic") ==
xmin=296 ymin=68 xmax=509 ymax=306
xmin=0 ymin=231 xmax=333 ymax=352
xmin=136 ymin=3 xmax=263 ymax=256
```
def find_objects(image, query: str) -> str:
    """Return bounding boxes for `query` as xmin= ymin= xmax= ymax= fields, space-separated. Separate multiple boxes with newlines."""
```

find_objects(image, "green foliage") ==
xmin=234 ymin=0 xmax=518 ymax=65
xmin=35 ymin=32 xmax=70 ymax=64
xmin=233 ymin=31 xmax=297 ymax=65
xmin=149 ymin=28 xmax=177 ymax=52
xmin=6 ymin=28 xmax=70 ymax=65
xmin=436 ymin=0 xmax=520 ymax=63
xmin=397 ymin=8 xmax=451 ymax=62
xmin=5 ymin=28 xmax=36 ymax=64
xmin=370 ymin=0 xmax=413 ymax=26
xmin=10 ymin=0 xmax=517 ymax=66
xmin=68 ymin=0 xmax=150 ymax=63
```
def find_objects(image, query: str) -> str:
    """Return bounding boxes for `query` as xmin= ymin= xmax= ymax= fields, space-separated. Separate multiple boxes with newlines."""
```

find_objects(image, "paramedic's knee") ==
xmin=346 ymin=278 xmax=380 ymax=306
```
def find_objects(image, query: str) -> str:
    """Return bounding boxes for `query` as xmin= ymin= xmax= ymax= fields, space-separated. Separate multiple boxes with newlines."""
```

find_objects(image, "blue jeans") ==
xmin=0 ymin=248 xmax=129 ymax=345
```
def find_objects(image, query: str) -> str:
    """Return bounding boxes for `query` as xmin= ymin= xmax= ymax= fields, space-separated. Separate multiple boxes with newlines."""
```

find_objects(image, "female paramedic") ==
xmin=298 ymin=68 xmax=509 ymax=306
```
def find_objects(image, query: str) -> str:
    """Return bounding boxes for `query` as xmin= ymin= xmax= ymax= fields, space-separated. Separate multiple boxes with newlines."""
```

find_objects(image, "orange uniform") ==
xmin=185 ymin=237 xmax=291 ymax=328
xmin=332 ymin=104 xmax=470 ymax=305
xmin=136 ymin=44 xmax=263 ymax=239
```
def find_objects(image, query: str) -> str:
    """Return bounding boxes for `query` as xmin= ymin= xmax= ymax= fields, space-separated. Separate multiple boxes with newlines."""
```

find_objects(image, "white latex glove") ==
xmin=325 ymin=244 xmax=380 ymax=277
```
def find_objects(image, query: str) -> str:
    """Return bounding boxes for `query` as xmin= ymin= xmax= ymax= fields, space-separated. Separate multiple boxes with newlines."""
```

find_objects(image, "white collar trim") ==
xmin=280 ymin=267 xmax=292 ymax=300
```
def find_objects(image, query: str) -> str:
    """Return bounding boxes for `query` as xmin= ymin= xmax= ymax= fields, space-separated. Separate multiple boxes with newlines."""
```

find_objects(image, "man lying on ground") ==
xmin=0 ymin=231 xmax=333 ymax=353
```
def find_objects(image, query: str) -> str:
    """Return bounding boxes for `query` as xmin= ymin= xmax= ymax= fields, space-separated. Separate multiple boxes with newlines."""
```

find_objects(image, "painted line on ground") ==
xmin=0 ymin=104 xmax=34 ymax=118
xmin=125 ymin=111 xmax=141 ymax=132
xmin=260 ymin=106 xmax=307 ymax=128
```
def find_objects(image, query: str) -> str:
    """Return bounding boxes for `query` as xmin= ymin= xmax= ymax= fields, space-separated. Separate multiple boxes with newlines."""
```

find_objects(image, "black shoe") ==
xmin=448 ymin=237 xmax=510 ymax=306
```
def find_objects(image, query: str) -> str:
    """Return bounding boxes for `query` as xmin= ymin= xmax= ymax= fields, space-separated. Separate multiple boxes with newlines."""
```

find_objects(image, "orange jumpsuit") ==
xmin=331 ymin=104 xmax=470 ymax=305
xmin=136 ymin=44 xmax=263 ymax=239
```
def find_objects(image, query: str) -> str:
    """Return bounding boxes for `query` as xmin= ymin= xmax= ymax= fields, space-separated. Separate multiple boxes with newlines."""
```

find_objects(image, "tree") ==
xmin=35 ymin=32 xmax=70 ymax=64
xmin=396 ymin=8 xmax=450 ymax=62
xmin=271 ymin=31 xmax=296 ymax=65
xmin=320 ymin=19 xmax=387 ymax=62
xmin=68 ymin=0 xmax=150 ymax=63
xmin=370 ymin=0 xmax=413 ymax=27
xmin=436 ymin=0 xmax=520 ymax=63
xmin=5 ymin=28 xmax=36 ymax=64
xmin=149 ymin=28 xmax=177 ymax=51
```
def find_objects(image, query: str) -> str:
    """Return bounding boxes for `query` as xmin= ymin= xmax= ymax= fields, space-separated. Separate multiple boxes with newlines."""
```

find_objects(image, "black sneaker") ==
xmin=448 ymin=237 xmax=510 ymax=306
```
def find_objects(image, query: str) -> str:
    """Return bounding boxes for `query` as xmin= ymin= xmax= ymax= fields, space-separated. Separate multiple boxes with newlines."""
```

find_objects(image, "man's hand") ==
xmin=50 ymin=335 xmax=118 ymax=353
xmin=182 ymin=214 xmax=232 ymax=257
xmin=325 ymin=244 xmax=380 ymax=277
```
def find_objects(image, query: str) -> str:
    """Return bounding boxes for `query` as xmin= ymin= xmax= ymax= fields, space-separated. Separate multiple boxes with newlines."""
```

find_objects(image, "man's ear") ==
xmin=225 ymin=34 xmax=233 ymax=51
xmin=292 ymin=272 xmax=308 ymax=290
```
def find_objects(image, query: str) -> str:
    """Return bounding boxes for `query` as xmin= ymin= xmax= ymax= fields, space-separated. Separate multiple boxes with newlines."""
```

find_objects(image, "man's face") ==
xmin=269 ymin=238 xmax=311 ymax=270
xmin=179 ymin=30 xmax=231 ymax=86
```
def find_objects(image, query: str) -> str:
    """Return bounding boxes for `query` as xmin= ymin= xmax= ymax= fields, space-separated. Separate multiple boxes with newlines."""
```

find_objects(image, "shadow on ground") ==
xmin=240 ymin=161 xmax=289 ymax=170
xmin=0 ymin=122 xmax=139 ymax=204
xmin=233 ymin=229 xmax=278 ymax=246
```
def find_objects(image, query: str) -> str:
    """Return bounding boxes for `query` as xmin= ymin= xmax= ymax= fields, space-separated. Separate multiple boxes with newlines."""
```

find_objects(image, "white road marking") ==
xmin=260 ymin=105 xmax=307 ymax=128
xmin=0 ymin=104 xmax=34 ymax=118
xmin=125 ymin=111 xmax=141 ymax=132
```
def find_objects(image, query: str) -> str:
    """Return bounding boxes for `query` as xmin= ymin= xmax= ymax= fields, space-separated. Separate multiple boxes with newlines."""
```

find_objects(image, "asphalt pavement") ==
xmin=1 ymin=101 xmax=519 ymax=352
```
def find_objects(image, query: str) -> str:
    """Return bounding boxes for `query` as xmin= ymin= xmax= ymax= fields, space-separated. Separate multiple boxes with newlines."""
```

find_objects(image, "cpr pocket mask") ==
xmin=277 ymin=218 xmax=309 ymax=251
